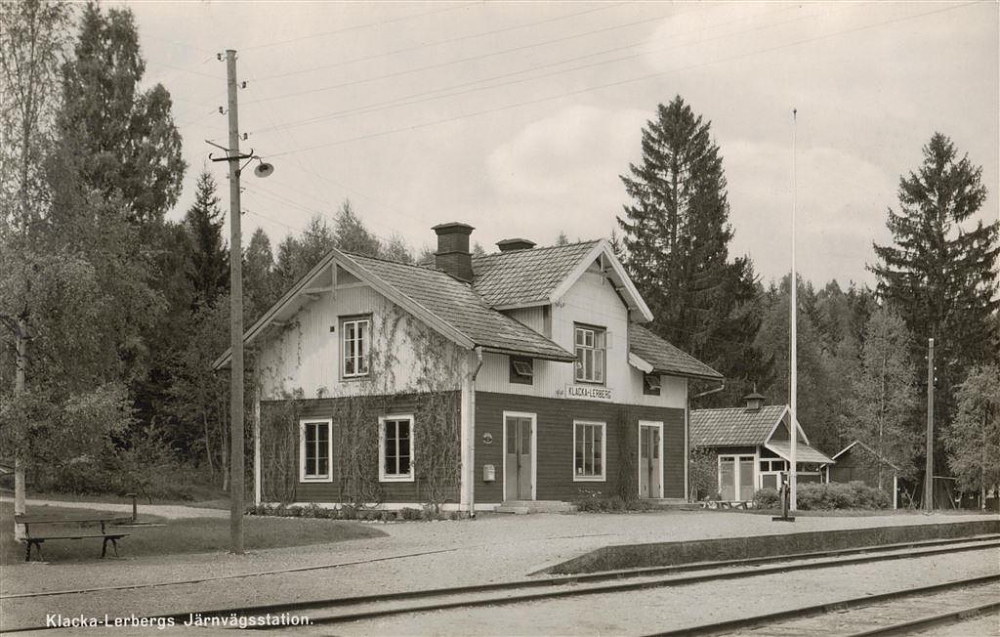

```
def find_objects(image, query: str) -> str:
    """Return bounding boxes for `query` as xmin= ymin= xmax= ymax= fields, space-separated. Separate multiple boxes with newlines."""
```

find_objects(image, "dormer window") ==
xmin=643 ymin=373 xmax=661 ymax=396
xmin=574 ymin=325 xmax=606 ymax=384
xmin=510 ymin=356 xmax=534 ymax=385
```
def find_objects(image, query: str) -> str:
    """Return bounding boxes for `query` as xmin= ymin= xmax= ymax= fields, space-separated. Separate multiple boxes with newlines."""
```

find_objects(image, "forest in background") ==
xmin=2 ymin=2 xmax=997 ymax=504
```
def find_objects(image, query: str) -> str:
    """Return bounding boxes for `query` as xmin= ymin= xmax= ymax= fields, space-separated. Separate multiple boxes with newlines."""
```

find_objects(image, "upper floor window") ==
xmin=509 ymin=356 xmax=534 ymax=385
xmin=574 ymin=325 xmax=606 ymax=384
xmin=341 ymin=316 xmax=370 ymax=378
xmin=643 ymin=373 xmax=662 ymax=396
xmin=380 ymin=415 xmax=414 ymax=482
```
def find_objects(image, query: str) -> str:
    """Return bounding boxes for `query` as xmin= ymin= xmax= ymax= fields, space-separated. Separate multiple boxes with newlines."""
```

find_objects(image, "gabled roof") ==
xmin=471 ymin=240 xmax=654 ymax=322
xmin=472 ymin=241 xmax=598 ymax=307
xmin=691 ymin=405 xmax=788 ymax=447
xmin=213 ymin=247 xmax=575 ymax=369
xmin=690 ymin=404 xmax=833 ymax=464
xmin=348 ymin=254 xmax=575 ymax=361
xmin=628 ymin=323 xmax=723 ymax=381
xmin=831 ymin=441 xmax=900 ymax=470
xmin=766 ymin=440 xmax=834 ymax=465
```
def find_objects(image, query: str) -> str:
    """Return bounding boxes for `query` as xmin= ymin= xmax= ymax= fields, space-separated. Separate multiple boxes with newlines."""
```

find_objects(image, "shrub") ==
xmin=574 ymin=490 xmax=653 ymax=513
xmin=752 ymin=487 xmax=781 ymax=509
xmin=245 ymin=503 xmax=465 ymax=521
xmin=400 ymin=507 xmax=422 ymax=520
xmin=797 ymin=481 xmax=890 ymax=510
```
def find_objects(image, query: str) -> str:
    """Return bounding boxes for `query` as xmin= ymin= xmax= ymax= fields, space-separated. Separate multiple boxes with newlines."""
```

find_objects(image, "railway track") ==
xmin=4 ymin=535 xmax=998 ymax=632
xmin=650 ymin=575 xmax=999 ymax=636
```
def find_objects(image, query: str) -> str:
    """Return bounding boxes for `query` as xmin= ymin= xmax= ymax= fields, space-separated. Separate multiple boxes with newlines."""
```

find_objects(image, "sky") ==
xmin=119 ymin=1 xmax=998 ymax=287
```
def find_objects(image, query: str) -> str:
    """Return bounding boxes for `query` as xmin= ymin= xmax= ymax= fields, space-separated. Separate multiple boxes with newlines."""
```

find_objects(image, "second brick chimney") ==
xmin=433 ymin=222 xmax=474 ymax=282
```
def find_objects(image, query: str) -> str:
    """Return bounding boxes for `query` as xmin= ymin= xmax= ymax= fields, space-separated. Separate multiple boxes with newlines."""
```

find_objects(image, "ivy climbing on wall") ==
xmin=255 ymin=293 xmax=468 ymax=509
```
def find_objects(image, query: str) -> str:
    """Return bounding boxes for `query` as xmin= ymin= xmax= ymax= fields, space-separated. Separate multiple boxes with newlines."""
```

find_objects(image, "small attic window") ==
xmin=510 ymin=356 xmax=534 ymax=385
xmin=643 ymin=373 xmax=661 ymax=396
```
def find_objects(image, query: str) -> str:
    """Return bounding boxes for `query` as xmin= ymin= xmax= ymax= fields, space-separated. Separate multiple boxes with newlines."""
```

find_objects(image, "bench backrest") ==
xmin=14 ymin=516 xmax=130 ymax=541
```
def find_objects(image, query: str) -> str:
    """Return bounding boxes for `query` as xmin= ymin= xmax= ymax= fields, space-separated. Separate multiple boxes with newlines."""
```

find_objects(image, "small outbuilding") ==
xmin=827 ymin=441 xmax=901 ymax=509
xmin=691 ymin=393 xmax=835 ymax=502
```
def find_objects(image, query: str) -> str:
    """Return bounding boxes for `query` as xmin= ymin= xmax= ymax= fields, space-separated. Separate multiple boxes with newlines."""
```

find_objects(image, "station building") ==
xmin=215 ymin=223 xmax=721 ymax=511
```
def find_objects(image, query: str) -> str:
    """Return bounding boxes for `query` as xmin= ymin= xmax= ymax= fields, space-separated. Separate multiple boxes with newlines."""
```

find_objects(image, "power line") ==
xmin=253 ymin=4 xmax=805 ymax=135
xmin=267 ymin=2 xmax=979 ymax=160
xmin=247 ymin=6 xmax=689 ymax=104
xmin=239 ymin=60 xmax=426 ymax=237
xmin=249 ymin=3 xmax=629 ymax=82
xmin=241 ymin=3 xmax=479 ymax=52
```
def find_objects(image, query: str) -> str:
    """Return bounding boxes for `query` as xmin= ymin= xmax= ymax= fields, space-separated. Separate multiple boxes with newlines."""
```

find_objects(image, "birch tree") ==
xmin=944 ymin=365 xmax=1000 ymax=509
xmin=844 ymin=308 xmax=920 ymax=490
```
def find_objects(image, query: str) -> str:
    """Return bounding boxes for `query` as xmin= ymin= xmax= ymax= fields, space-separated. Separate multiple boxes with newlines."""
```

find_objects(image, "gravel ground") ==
xmin=2 ymin=509 xmax=996 ymax=634
xmin=327 ymin=548 xmax=1000 ymax=636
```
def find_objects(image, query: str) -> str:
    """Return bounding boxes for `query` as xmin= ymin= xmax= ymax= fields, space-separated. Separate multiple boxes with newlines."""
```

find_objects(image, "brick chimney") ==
xmin=744 ymin=392 xmax=765 ymax=412
xmin=433 ymin=222 xmax=474 ymax=282
xmin=497 ymin=238 xmax=536 ymax=252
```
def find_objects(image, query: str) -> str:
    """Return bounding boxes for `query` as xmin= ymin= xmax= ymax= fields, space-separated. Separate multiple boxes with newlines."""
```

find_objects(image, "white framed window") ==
xmin=299 ymin=419 xmax=333 ymax=482
xmin=573 ymin=420 xmax=606 ymax=481
xmin=341 ymin=316 xmax=371 ymax=379
xmin=574 ymin=325 xmax=606 ymax=384
xmin=379 ymin=415 xmax=414 ymax=482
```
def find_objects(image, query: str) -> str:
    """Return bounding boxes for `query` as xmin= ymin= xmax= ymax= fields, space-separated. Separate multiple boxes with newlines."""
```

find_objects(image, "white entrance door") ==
xmin=638 ymin=421 xmax=663 ymax=499
xmin=503 ymin=413 xmax=535 ymax=501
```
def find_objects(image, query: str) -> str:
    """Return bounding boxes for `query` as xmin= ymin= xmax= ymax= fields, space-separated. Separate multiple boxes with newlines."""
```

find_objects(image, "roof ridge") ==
xmin=347 ymin=251 xmax=452 ymax=275
xmin=472 ymin=239 xmax=600 ymax=260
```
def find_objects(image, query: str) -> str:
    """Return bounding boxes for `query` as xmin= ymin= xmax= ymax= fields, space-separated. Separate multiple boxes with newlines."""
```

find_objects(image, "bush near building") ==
xmin=752 ymin=482 xmax=890 ymax=510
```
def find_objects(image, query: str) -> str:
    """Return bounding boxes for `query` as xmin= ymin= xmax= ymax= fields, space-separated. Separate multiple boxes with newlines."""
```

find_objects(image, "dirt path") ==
xmin=0 ymin=496 xmax=227 ymax=520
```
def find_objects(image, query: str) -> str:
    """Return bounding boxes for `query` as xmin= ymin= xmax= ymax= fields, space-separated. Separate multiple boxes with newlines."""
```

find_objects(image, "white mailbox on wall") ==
xmin=483 ymin=464 xmax=496 ymax=482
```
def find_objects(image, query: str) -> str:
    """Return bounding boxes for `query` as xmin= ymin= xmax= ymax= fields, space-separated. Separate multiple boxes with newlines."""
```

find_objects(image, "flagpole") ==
xmin=790 ymin=107 xmax=798 ymax=512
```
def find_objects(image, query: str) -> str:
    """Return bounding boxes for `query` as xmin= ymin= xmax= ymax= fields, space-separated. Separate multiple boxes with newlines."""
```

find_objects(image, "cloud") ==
xmin=487 ymin=105 xmax=648 ymax=199
xmin=724 ymin=139 xmax=897 ymax=284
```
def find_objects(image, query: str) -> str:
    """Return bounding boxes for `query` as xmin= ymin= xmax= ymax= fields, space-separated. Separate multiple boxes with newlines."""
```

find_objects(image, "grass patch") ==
xmin=0 ymin=501 xmax=385 ymax=565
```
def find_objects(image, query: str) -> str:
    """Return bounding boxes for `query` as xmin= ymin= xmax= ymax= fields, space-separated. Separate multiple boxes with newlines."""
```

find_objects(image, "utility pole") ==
xmin=225 ymin=49 xmax=245 ymax=554
xmin=924 ymin=337 xmax=934 ymax=512
xmin=208 ymin=51 xmax=272 ymax=553
xmin=789 ymin=107 xmax=798 ymax=512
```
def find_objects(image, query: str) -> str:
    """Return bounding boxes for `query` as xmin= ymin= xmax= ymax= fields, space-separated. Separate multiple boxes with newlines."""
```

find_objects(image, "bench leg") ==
xmin=102 ymin=537 xmax=120 ymax=558
xmin=25 ymin=540 xmax=43 ymax=562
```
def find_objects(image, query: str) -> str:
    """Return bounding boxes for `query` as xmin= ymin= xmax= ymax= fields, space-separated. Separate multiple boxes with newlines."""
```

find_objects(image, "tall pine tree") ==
xmin=618 ymin=96 xmax=763 ymax=397
xmin=872 ymin=133 xmax=999 ymax=427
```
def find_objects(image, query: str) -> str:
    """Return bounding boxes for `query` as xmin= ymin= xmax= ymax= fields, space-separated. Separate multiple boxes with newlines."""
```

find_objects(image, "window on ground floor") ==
xmin=380 ymin=415 xmax=414 ymax=482
xmin=574 ymin=420 xmax=606 ymax=481
xmin=300 ymin=419 xmax=333 ymax=482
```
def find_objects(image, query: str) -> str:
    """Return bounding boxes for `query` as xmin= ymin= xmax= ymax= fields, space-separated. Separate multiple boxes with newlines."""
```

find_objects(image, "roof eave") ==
xmin=650 ymin=367 xmax=724 ymax=381
xmin=481 ymin=346 xmax=576 ymax=363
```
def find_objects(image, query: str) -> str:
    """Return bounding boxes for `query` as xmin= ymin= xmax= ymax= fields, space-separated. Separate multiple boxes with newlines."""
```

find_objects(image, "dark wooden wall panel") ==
xmin=262 ymin=392 xmax=459 ymax=504
xmin=475 ymin=392 xmax=686 ymax=501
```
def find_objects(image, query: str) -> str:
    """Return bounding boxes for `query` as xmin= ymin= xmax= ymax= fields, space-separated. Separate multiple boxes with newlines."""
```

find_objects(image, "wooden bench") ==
xmin=14 ymin=515 xmax=132 ymax=561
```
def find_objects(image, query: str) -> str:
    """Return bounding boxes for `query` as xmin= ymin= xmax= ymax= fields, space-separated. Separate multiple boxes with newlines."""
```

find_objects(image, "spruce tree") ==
xmin=184 ymin=170 xmax=228 ymax=308
xmin=872 ymin=133 xmax=999 ymax=422
xmin=618 ymin=96 xmax=763 ymax=392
